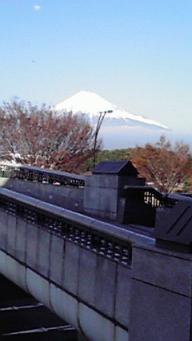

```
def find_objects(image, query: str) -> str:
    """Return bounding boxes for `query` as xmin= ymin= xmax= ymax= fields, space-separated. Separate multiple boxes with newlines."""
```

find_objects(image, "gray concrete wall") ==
xmin=130 ymin=244 xmax=192 ymax=341
xmin=84 ymin=174 xmax=145 ymax=221
xmin=0 ymin=177 xmax=84 ymax=211
xmin=0 ymin=188 xmax=192 ymax=341
xmin=0 ymin=204 xmax=130 ymax=341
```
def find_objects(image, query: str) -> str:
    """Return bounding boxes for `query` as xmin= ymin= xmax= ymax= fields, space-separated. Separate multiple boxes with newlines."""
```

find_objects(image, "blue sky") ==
xmin=0 ymin=0 xmax=192 ymax=144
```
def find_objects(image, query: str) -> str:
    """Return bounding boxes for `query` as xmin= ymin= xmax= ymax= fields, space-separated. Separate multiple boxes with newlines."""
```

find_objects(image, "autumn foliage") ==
xmin=0 ymin=101 xmax=100 ymax=172
xmin=130 ymin=136 xmax=191 ymax=193
xmin=0 ymin=100 xmax=191 ymax=191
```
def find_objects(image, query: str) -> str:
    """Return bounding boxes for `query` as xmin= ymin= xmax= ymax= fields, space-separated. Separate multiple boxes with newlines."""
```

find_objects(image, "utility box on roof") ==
xmin=84 ymin=160 xmax=145 ymax=221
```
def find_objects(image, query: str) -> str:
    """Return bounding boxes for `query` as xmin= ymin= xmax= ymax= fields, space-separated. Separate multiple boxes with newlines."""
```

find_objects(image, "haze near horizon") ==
xmin=0 ymin=1 xmax=191 ymax=147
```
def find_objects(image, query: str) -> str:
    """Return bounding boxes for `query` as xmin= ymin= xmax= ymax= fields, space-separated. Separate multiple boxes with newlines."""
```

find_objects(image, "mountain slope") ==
xmin=55 ymin=91 xmax=168 ymax=130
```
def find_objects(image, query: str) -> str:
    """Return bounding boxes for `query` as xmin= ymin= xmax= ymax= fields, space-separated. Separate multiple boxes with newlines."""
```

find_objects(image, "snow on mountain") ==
xmin=55 ymin=91 xmax=168 ymax=130
xmin=55 ymin=91 xmax=113 ymax=116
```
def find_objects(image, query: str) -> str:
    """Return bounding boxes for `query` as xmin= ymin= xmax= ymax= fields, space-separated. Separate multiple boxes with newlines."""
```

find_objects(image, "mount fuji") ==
xmin=55 ymin=91 xmax=168 ymax=130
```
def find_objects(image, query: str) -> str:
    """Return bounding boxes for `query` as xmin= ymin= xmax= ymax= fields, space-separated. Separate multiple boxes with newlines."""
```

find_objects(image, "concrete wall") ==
xmin=0 ymin=178 xmax=84 ymax=211
xmin=0 ymin=207 xmax=130 ymax=341
xmin=130 ymin=244 xmax=192 ymax=341
xmin=0 ymin=188 xmax=192 ymax=341
xmin=84 ymin=174 xmax=144 ymax=221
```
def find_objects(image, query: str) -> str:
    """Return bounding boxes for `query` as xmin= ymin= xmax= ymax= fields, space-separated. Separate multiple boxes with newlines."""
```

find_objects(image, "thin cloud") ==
xmin=33 ymin=4 xmax=41 ymax=12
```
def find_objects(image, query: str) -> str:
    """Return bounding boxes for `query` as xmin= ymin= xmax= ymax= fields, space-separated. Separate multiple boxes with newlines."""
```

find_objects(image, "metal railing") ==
xmin=0 ymin=188 xmax=132 ymax=266
xmin=0 ymin=164 xmax=85 ymax=188
xmin=123 ymin=186 xmax=176 ymax=208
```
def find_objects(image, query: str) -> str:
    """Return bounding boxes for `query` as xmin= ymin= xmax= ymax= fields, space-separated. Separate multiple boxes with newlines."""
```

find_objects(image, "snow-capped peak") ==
xmin=55 ymin=91 xmax=114 ymax=116
xmin=55 ymin=91 xmax=168 ymax=130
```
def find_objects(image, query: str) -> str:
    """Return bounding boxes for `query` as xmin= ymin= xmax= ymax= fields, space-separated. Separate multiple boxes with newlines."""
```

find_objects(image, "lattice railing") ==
xmin=0 ymin=164 xmax=85 ymax=188
xmin=123 ymin=186 xmax=176 ymax=208
xmin=0 ymin=192 xmax=132 ymax=266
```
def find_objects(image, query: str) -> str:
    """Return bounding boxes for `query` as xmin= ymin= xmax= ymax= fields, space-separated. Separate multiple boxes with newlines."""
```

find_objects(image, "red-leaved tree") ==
xmin=0 ymin=101 xmax=100 ymax=173
xmin=130 ymin=136 xmax=191 ymax=193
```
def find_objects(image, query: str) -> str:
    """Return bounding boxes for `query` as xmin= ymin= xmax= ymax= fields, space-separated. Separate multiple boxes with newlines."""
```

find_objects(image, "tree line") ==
xmin=97 ymin=137 xmax=192 ymax=193
xmin=0 ymin=100 xmax=191 ymax=193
